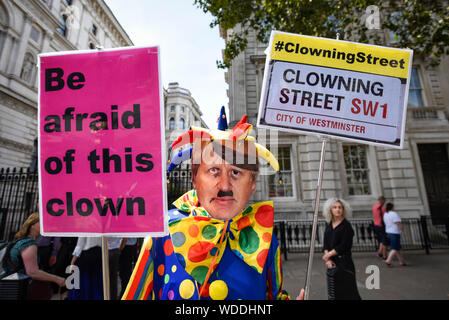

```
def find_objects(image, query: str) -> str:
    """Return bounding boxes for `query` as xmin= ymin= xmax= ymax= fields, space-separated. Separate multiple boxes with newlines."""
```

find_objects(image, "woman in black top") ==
xmin=322 ymin=198 xmax=361 ymax=300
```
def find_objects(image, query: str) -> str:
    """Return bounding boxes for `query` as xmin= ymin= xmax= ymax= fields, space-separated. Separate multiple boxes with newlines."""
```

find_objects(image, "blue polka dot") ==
xmin=176 ymin=253 xmax=186 ymax=268
xmin=210 ymin=247 xmax=219 ymax=256
xmin=172 ymin=232 xmax=186 ymax=247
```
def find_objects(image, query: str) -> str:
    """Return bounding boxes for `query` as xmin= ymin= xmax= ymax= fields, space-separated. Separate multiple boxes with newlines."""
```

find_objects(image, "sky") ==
xmin=104 ymin=0 xmax=228 ymax=128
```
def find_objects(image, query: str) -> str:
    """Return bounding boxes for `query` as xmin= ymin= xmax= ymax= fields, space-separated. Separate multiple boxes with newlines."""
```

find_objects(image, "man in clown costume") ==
xmin=122 ymin=107 xmax=303 ymax=300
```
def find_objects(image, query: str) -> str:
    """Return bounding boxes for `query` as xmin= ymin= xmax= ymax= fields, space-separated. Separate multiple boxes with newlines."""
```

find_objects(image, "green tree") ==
xmin=194 ymin=0 xmax=449 ymax=68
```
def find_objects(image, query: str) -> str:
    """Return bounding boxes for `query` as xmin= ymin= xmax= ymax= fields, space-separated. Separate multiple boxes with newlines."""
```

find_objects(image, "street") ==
xmin=282 ymin=249 xmax=449 ymax=300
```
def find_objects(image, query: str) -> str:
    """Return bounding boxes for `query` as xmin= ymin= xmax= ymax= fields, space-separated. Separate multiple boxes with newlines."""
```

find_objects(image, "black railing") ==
xmin=0 ymin=167 xmax=193 ymax=241
xmin=0 ymin=168 xmax=39 ymax=241
xmin=274 ymin=216 xmax=449 ymax=260
xmin=166 ymin=167 xmax=193 ymax=207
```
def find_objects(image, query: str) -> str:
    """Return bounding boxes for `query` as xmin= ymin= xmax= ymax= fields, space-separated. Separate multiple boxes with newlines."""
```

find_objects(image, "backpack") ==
xmin=0 ymin=239 xmax=20 ymax=279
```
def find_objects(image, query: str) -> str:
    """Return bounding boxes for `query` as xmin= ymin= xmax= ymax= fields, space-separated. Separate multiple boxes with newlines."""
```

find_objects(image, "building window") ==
xmin=58 ymin=14 xmax=68 ymax=37
xmin=408 ymin=67 xmax=425 ymax=108
xmin=268 ymin=146 xmax=293 ymax=197
xmin=91 ymin=24 xmax=97 ymax=36
xmin=170 ymin=105 xmax=175 ymax=112
xmin=30 ymin=26 xmax=40 ymax=43
xmin=65 ymin=0 xmax=72 ymax=5
xmin=181 ymin=106 xmax=185 ymax=113
xmin=179 ymin=118 xmax=185 ymax=130
xmin=169 ymin=118 xmax=175 ymax=130
xmin=343 ymin=145 xmax=371 ymax=195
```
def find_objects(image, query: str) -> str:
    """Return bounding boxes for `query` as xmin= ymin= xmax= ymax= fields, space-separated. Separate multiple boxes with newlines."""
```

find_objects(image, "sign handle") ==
xmin=101 ymin=236 xmax=110 ymax=300
xmin=304 ymin=136 xmax=328 ymax=300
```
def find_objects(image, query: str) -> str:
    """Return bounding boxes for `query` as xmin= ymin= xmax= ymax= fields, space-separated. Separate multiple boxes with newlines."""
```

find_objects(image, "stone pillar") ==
xmin=175 ymin=105 xmax=180 ymax=130
xmin=0 ymin=28 xmax=16 ymax=72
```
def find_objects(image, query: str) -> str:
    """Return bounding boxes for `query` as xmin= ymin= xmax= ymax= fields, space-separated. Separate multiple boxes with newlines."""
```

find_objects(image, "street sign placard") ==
xmin=257 ymin=31 xmax=413 ymax=148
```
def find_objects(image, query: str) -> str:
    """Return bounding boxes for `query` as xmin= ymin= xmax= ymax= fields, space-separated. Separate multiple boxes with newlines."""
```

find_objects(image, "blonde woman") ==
xmin=322 ymin=198 xmax=361 ymax=300
xmin=1 ymin=213 xmax=66 ymax=289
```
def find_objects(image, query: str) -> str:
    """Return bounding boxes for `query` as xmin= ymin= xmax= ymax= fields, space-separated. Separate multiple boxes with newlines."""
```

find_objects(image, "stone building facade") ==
xmin=0 ymin=0 xmax=133 ymax=168
xmin=164 ymin=82 xmax=208 ymax=172
xmin=164 ymin=81 xmax=208 ymax=149
xmin=221 ymin=26 xmax=449 ymax=221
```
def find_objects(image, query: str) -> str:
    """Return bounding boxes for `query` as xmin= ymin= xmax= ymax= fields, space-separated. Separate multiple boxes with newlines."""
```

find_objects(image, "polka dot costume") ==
xmin=122 ymin=190 xmax=290 ymax=300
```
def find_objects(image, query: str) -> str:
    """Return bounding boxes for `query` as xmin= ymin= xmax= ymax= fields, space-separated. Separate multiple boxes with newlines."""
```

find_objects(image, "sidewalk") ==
xmin=282 ymin=249 xmax=449 ymax=300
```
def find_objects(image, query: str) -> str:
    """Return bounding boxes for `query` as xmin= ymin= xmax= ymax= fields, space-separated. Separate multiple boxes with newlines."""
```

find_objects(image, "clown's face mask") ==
xmin=192 ymin=141 xmax=258 ymax=221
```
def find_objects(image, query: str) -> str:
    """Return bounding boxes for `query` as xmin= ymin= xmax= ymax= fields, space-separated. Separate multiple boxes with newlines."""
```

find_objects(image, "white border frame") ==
xmin=257 ymin=30 xmax=414 ymax=150
xmin=37 ymin=46 xmax=169 ymax=237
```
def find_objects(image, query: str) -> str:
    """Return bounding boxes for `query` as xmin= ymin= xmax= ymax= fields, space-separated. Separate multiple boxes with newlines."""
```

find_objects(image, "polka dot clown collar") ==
xmin=169 ymin=190 xmax=274 ymax=284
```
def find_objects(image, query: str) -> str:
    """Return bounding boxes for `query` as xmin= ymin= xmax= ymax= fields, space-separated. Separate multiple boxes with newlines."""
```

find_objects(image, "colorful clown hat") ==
xmin=167 ymin=108 xmax=279 ymax=172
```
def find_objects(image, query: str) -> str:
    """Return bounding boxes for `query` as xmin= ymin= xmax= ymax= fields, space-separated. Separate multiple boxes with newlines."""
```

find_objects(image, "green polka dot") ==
xmin=172 ymin=232 xmax=186 ymax=247
xmin=169 ymin=219 xmax=181 ymax=227
xmin=202 ymin=225 xmax=217 ymax=240
xmin=239 ymin=226 xmax=260 ymax=254
xmin=242 ymin=206 xmax=253 ymax=216
xmin=191 ymin=266 xmax=209 ymax=285
xmin=164 ymin=274 xmax=170 ymax=284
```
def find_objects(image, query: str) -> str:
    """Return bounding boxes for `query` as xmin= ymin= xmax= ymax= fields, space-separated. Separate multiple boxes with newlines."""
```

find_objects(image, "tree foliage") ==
xmin=194 ymin=0 xmax=449 ymax=68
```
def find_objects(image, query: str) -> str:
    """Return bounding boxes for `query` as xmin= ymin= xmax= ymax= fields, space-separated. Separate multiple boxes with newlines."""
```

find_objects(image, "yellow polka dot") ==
xmin=171 ymin=265 xmax=177 ymax=273
xmin=179 ymin=279 xmax=195 ymax=300
xmin=209 ymin=280 xmax=228 ymax=300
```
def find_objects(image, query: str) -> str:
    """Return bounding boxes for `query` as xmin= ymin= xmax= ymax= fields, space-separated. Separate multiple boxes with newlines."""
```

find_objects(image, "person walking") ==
xmin=383 ymin=203 xmax=407 ymax=267
xmin=322 ymin=197 xmax=361 ymax=300
xmin=372 ymin=196 xmax=388 ymax=260
xmin=0 ymin=213 xmax=66 ymax=299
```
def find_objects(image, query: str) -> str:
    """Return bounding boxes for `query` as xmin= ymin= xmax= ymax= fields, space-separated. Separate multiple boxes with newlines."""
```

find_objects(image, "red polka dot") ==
xmin=157 ymin=264 xmax=165 ymax=276
xmin=200 ymin=283 xmax=210 ymax=298
xmin=255 ymin=205 xmax=273 ymax=228
xmin=188 ymin=241 xmax=215 ymax=263
xmin=194 ymin=216 xmax=211 ymax=222
xmin=263 ymin=232 xmax=271 ymax=243
xmin=237 ymin=216 xmax=251 ymax=230
xmin=257 ymin=249 xmax=269 ymax=268
xmin=163 ymin=238 xmax=174 ymax=256
xmin=189 ymin=224 xmax=199 ymax=237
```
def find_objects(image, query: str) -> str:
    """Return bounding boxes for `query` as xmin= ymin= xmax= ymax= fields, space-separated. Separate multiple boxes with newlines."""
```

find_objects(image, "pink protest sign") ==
xmin=38 ymin=47 xmax=168 ymax=236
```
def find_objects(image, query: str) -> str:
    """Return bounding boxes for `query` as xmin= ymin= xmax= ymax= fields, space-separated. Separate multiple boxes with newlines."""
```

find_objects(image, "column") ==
xmin=0 ymin=29 xmax=17 ymax=72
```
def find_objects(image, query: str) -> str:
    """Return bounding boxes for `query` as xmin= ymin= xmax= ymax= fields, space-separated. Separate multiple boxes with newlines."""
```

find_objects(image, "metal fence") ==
xmin=0 ymin=168 xmax=39 ymax=241
xmin=0 ymin=167 xmax=193 ymax=241
xmin=274 ymin=216 xmax=449 ymax=260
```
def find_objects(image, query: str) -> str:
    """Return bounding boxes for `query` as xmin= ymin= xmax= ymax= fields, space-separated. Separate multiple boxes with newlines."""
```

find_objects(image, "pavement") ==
xmin=282 ymin=249 xmax=449 ymax=300
xmin=51 ymin=249 xmax=449 ymax=300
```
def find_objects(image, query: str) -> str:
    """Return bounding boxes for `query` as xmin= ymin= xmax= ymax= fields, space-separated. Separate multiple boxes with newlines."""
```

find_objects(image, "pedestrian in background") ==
xmin=372 ymin=196 xmax=388 ymax=260
xmin=1 ymin=213 xmax=66 ymax=299
xmin=119 ymin=237 xmax=138 ymax=298
xmin=35 ymin=235 xmax=60 ymax=272
xmin=108 ymin=237 xmax=122 ymax=300
xmin=322 ymin=198 xmax=361 ymax=300
xmin=69 ymin=237 xmax=103 ymax=300
xmin=383 ymin=203 xmax=407 ymax=267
